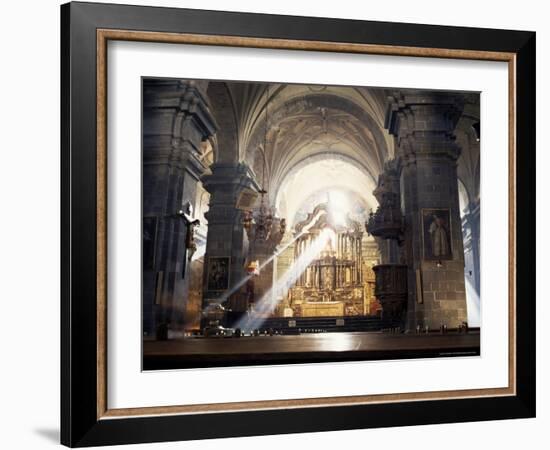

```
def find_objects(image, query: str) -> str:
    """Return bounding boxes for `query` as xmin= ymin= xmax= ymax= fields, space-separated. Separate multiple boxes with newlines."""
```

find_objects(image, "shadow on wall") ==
xmin=34 ymin=428 xmax=59 ymax=444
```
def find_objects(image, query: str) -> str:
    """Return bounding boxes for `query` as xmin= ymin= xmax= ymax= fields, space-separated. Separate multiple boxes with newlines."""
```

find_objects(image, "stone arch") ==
xmin=274 ymin=156 xmax=378 ymax=227
xmin=242 ymin=91 xmax=391 ymax=190
xmin=273 ymin=92 xmax=389 ymax=165
xmin=456 ymin=114 xmax=481 ymax=206
xmin=458 ymin=177 xmax=471 ymax=216
xmin=206 ymin=82 xmax=239 ymax=164
xmin=273 ymin=151 xmax=376 ymax=205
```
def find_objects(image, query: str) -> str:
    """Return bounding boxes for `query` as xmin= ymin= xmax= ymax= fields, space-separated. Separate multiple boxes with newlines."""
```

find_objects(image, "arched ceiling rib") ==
xmin=206 ymin=82 xmax=395 ymax=187
xmin=456 ymin=101 xmax=481 ymax=205
xmin=237 ymin=84 xmax=393 ymax=193
xmin=206 ymin=81 xmax=478 ymax=215
xmin=206 ymin=82 xmax=239 ymax=164
xmin=275 ymin=157 xmax=378 ymax=227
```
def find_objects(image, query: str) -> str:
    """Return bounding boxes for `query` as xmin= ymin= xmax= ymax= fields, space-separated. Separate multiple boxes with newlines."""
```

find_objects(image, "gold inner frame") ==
xmin=96 ymin=28 xmax=517 ymax=420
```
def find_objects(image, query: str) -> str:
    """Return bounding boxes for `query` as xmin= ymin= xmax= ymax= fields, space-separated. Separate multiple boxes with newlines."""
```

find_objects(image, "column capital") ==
xmin=385 ymin=90 xmax=465 ymax=135
xmin=144 ymin=79 xmax=218 ymax=142
xmin=175 ymin=81 xmax=218 ymax=140
xmin=201 ymin=162 xmax=260 ymax=194
xmin=385 ymin=90 xmax=465 ymax=163
xmin=202 ymin=162 xmax=260 ymax=225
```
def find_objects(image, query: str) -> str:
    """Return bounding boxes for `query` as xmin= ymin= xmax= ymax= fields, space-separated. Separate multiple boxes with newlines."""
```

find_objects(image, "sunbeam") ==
xmin=205 ymin=231 xmax=306 ymax=307
xmin=236 ymin=228 xmax=332 ymax=331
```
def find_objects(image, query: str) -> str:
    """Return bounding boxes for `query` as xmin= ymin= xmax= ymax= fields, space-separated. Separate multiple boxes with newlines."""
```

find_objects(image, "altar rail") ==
xmin=248 ymin=315 xmax=399 ymax=334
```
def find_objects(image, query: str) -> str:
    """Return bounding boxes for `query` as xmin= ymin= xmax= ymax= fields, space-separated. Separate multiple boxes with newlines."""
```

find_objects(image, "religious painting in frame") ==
xmin=421 ymin=208 xmax=453 ymax=261
xmin=61 ymin=2 xmax=535 ymax=447
xmin=206 ymin=256 xmax=230 ymax=291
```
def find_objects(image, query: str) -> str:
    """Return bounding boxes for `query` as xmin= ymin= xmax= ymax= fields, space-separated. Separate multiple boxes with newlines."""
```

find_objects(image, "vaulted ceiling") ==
xmin=241 ymin=84 xmax=392 ymax=192
xmin=203 ymin=80 xmax=479 ymax=223
xmin=206 ymin=81 xmax=393 ymax=213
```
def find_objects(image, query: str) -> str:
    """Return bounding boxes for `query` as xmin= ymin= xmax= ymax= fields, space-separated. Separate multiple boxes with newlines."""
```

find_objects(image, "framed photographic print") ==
xmin=61 ymin=1 xmax=536 ymax=447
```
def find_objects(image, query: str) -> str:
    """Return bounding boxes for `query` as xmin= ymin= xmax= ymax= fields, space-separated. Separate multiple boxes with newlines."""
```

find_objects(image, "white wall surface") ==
xmin=0 ymin=0 xmax=546 ymax=449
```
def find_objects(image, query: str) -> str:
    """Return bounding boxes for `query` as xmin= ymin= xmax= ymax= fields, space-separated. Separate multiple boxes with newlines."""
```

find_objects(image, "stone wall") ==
xmin=385 ymin=91 xmax=469 ymax=330
xmin=142 ymin=79 xmax=217 ymax=335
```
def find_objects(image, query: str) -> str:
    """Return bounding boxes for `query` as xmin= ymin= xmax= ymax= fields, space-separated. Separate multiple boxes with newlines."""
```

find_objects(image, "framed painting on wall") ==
xmin=206 ymin=257 xmax=230 ymax=291
xmin=422 ymin=208 xmax=453 ymax=261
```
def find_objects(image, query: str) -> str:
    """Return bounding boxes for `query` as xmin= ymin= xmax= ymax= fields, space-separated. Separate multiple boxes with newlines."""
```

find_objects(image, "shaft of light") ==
xmin=236 ymin=229 xmax=331 ymax=331
xmin=204 ymin=231 xmax=305 ymax=307
xmin=191 ymin=244 xmax=206 ymax=262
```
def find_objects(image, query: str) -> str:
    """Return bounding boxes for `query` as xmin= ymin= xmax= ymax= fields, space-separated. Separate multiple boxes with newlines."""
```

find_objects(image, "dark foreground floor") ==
xmin=143 ymin=331 xmax=480 ymax=370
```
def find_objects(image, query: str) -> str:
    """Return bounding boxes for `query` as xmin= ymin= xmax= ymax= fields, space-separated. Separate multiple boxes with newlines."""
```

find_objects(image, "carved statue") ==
xmin=185 ymin=218 xmax=200 ymax=261
xmin=179 ymin=201 xmax=200 ymax=261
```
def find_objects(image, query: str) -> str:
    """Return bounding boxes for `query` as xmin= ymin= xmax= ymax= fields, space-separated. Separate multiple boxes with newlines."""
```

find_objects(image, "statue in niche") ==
xmin=185 ymin=219 xmax=200 ymax=260
xmin=422 ymin=208 xmax=452 ymax=260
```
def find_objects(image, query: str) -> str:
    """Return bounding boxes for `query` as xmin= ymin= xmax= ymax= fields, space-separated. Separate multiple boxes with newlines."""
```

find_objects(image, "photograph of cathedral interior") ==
xmin=142 ymin=78 xmax=481 ymax=370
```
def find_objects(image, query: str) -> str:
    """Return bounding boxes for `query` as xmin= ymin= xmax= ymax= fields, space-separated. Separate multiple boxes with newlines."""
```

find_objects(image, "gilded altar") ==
xmin=299 ymin=301 xmax=345 ymax=317
xmin=281 ymin=204 xmax=378 ymax=317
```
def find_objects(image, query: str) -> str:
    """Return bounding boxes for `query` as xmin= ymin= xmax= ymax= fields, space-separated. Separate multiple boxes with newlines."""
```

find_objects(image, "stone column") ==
xmin=142 ymin=79 xmax=217 ymax=336
xmin=465 ymin=200 xmax=481 ymax=295
xmin=386 ymin=91 xmax=467 ymax=330
xmin=201 ymin=162 xmax=258 ymax=303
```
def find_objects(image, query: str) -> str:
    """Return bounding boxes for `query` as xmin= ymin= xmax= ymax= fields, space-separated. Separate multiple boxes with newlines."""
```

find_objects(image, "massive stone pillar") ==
xmin=142 ymin=79 xmax=217 ymax=336
xmin=201 ymin=162 xmax=259 ymax=304
xmin=385 ymin=91 xmax=468 ymax=331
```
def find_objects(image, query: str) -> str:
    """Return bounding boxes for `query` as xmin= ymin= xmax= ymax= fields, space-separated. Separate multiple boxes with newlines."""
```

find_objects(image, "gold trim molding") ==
xmin=96 ymin=28 xmax=517 ymax=420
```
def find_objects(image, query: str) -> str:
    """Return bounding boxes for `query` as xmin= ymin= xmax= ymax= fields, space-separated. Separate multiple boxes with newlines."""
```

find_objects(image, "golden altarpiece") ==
xmin=275 ymin=204 xmax=380 ymax=318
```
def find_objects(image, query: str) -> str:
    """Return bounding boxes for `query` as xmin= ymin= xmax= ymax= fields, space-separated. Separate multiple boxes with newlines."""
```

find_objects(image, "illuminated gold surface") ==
xmin=300 ymin=302 xmax=345 ymax=317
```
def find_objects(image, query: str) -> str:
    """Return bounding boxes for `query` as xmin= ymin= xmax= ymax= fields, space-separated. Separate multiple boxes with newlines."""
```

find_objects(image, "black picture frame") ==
xmin=61 ymin=1 xmax=535 ymax=447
